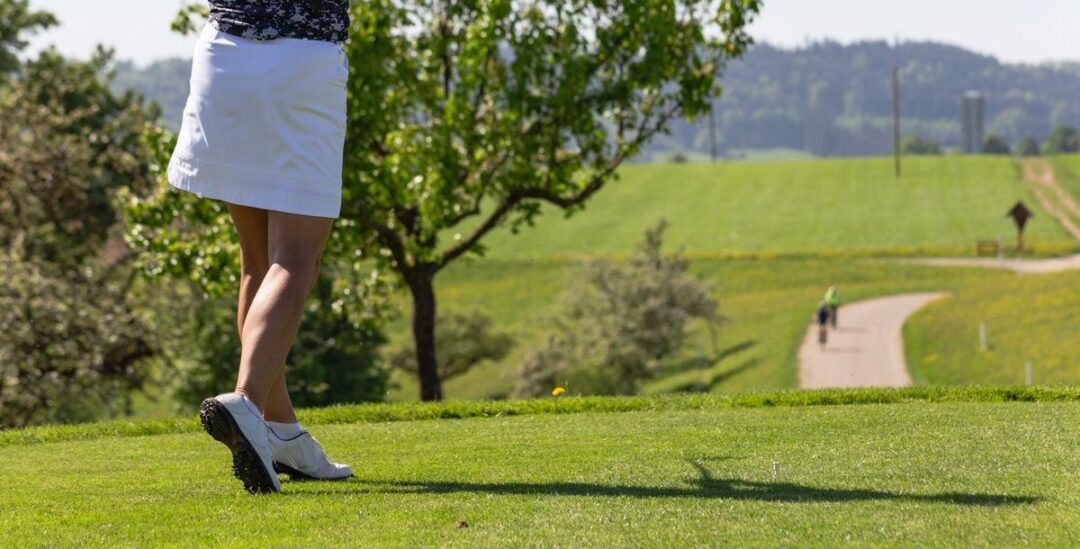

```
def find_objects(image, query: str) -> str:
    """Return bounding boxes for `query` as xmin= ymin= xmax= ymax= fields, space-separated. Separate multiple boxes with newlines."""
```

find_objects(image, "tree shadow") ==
xmin=662 ymin=340 xmax=758 ymax=377
xmin=289 ymin=459 xmax=1036 ymax=507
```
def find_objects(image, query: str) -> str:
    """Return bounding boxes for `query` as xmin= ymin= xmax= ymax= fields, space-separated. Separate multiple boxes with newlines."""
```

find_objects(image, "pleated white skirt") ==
xmin=168 ymin=23 xmax=348 ymax=218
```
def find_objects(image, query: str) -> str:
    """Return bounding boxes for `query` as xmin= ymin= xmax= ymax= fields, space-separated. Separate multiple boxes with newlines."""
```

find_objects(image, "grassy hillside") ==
xmin=1052 ymin=154 xmax=1080 ymax=207
xmin=906 ymin=269 xmax=1080 ymax=386
xmin=373 ymin=156 xmax=1080 ymax=401
xmin=393 ymin=257 xmax=1054 ymax=401
xmin=4 ymin=391 xmax=1078 ymax=546
xmin=465 ymin=156 xmax=1073 ymax=260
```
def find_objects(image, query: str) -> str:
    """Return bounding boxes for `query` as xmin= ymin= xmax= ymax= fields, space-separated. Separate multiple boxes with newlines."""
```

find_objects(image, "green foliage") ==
xmin=0 ymin=0 xmax=57 ymax=77
xmin=341 ymin=0 xmax=760 ymax=267
xmin=0 ymin=48 xmax=157 ymax=267
xmin=0 ymin=253 xmax=155 ymax=428
xmin=118 ymin=41 xmax=1080 ymax=159
xmin=516 ymin=221 xmax=718 ymax=397
xmin=126 ymin=128 xmax=393 ymax=409
xmin=170 ymin=2 xmax=209 ymax=36
xmin=981 ymin=133 xmax=1010 ymax=155
xmin=685 ymin=41 xmax=1080 ymax=157
xmin=0 ymin=31 xmax=162 ymax=427
xmin=388 ymin=311 xmax=514 ymax=383
xmin=900 ymin=135 xmax=943 ymax=156
xmin=1015 ymin=136 xmax=1040 ymax=157
xmin=1043 ymin=124 xmax=1080 ymax=154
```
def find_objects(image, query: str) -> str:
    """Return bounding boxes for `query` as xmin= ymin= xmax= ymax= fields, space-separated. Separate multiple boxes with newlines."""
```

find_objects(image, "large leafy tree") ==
xmin=343 ymin=0 xmax=759 ymax=400
xmin=0 ymin=1 xmax=160 ymax=426
xmin=515 ymin=221 xmax=718 ymax=397
xmin=0 ymin=0 xmax=55 ymax=76
xmin=130 ymin=0 xmax=760 ymax=402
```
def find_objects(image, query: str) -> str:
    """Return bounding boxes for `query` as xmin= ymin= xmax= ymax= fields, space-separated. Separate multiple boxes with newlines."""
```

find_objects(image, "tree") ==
xmin=388 ymin=311 xmax=514 ymax=385
xmin=982 ymin=134 xmax=1009 ymax=155
xmin=0 ymin=0 xmax=56 ymax=77
xmin=341 ymin=0 xmax=759 ymax=400
xmin=130 ymin=0 xmax=760 ymax=402
xmin=900 ymin=136 xmax=943 ymax=155
xmin=0 ymin=7 xmax=160 ymax=426
xmin=1043 ymin=125 xmax=1080 ymax=154
xmin=516 ymin=221 xmax=718 ymax=397
xmin=1014 ymin=136 xmax=1040 ymax=157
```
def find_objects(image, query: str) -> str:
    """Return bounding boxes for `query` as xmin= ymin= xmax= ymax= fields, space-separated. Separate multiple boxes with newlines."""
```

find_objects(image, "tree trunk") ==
xmin=406 ymin=267 xmax=442 ymax=401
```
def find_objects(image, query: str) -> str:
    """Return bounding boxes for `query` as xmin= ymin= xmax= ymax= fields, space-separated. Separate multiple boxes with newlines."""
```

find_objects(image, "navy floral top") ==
xmin=209 ymin=0 xmax=350 ymax=44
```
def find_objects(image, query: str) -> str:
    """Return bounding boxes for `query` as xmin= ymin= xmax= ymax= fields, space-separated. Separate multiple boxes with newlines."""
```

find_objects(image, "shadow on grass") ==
xmin=291 ymin=460 xmax=1036 ymax=506
xmin=665 ymin=357 xmax=761 ymax=393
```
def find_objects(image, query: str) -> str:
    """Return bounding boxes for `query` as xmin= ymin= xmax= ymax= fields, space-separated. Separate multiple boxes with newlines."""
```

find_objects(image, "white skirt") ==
xmin=167 ymin=24 xmax=348 ymax=218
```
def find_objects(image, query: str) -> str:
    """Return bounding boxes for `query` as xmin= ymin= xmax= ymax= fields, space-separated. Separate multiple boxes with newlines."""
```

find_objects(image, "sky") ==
xmin=25 ymin=0 xmax=1080 ymax=67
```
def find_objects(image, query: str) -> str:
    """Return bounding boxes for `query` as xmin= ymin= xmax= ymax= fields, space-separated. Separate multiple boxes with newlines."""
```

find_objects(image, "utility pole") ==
xmin=708 ymin=104 xmax=718 ymax=162
xmin=892 ymin=65 xmax=901 ymax=178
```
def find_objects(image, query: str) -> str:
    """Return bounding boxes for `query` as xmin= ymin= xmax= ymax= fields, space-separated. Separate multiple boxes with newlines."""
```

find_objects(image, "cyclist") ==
xmin=824 ymin=286 xmax=840 ymax=328
xmin=815 ymin=300 xmax=831 ymax=347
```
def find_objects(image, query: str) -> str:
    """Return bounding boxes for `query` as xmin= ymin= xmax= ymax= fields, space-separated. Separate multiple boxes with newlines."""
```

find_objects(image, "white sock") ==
xmin=267 ymin=421 xmax=305 ymax=440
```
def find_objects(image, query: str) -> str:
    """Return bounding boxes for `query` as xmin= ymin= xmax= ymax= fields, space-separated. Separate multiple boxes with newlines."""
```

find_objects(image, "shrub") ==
xmin=1014 ymin=136 xmax=1040 ymax=157
xmin=900 ymin=136 xmax=943 ymax=155
xmin=516 ymin=221 xmax=719 ymax=397
xmin=982 ymin=134 xmax=1010 ymax=155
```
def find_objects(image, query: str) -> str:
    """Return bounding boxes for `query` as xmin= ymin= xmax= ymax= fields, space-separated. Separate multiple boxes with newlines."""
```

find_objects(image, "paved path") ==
xmin=798 ymin=292 xmax=949 ymax=389
xmin=908 ymin=254 xmax=1080 ymax=273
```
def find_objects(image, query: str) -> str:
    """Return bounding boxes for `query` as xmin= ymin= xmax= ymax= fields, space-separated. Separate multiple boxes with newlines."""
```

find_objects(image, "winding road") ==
xmin=798 ymin=292 xmax=950 ymax=389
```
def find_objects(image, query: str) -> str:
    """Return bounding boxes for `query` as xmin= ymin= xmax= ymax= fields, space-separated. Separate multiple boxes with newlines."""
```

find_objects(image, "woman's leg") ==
xmin=233 ymin=210 xmax=334 ymax=411
xmin=228 ymin=204 xmax=301 ymax=423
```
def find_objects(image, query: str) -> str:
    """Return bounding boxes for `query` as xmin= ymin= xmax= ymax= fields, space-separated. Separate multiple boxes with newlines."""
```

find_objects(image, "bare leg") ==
xmin=233 ymin=210 xmax=333 ymax=411
xmin=227 ymin=204 xmax=305 ymax=422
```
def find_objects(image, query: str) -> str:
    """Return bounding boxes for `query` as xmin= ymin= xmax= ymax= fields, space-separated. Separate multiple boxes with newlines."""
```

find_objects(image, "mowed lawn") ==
xmin=3 ymin=395 xmax=1079 ymax=546
xmin=466 ymin=156 xmax=1072 ymax=259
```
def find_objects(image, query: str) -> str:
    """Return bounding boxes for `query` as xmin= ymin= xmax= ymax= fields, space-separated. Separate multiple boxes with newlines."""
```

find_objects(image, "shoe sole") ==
xmin=199 ymin=399 xmax=279 ymax=494
xmin=273 ymin=461 xmax=353 ymax=482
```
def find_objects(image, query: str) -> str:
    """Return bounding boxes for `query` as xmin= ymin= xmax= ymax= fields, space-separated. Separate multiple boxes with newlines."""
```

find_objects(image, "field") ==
xmin=1051 ymin=154 xmax=1080 ymax=223
xmin=906 ymin=268 xmax=1080 ymax=386
xmin=466 ymin=156 xmax=1073 ymax=259
xmin=377 ymin=156 xmax=1080 ymax=401
xmin=4 ymin=389 xmax=1079 ymax=546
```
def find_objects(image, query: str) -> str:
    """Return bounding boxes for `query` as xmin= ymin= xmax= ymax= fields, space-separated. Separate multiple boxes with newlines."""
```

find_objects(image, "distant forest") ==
xmin=114 ymin=40 xmax=1080 ymax=158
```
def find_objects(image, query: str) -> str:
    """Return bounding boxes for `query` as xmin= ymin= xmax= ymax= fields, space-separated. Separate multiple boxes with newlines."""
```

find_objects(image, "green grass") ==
xmin=906 ymin=268 xmax=1080 ymax=386
xmin=391 ymin=256 xmax=1073 ymax=401
xmin=464 ymin=156 xmax=1072 ymax=260
xmin=1051 ymin=154 xmax=1080 ymax=208
xmin=377 ymin=155 xmax=1080 ymax=401
xmin=4 ymin=391 xmax=1079 ymax=546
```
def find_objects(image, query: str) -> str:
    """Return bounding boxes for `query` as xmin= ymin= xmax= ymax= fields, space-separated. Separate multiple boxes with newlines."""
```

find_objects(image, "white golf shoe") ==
xmin=270 ymin=431 xmax=353 ymax=481
xmin=199 ymin=393 xmax=281 ymax=494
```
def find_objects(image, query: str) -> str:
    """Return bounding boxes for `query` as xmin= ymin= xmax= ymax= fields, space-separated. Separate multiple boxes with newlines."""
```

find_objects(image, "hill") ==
xmin=465 ymin=156 xmax=1072 ymax=259
xmin=3 ymin=389 xmax=1078 ymax=546
xmin=115 ymin=41 xmax=1080 ymax=157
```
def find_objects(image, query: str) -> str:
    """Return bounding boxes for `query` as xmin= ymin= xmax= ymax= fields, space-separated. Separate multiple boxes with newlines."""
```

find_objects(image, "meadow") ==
xmin=385 ymin=155 xmax=1080 ymax=400
xmin=465 ymin=156 xmax=1072 ymax=259
xmin=4 ymin=389 xmax=1078 ymax=546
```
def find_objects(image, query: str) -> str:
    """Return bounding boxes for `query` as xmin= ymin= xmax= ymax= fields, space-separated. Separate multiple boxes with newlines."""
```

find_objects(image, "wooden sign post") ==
xmin=1006 ymin=201 xmax=1033 ymax=252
